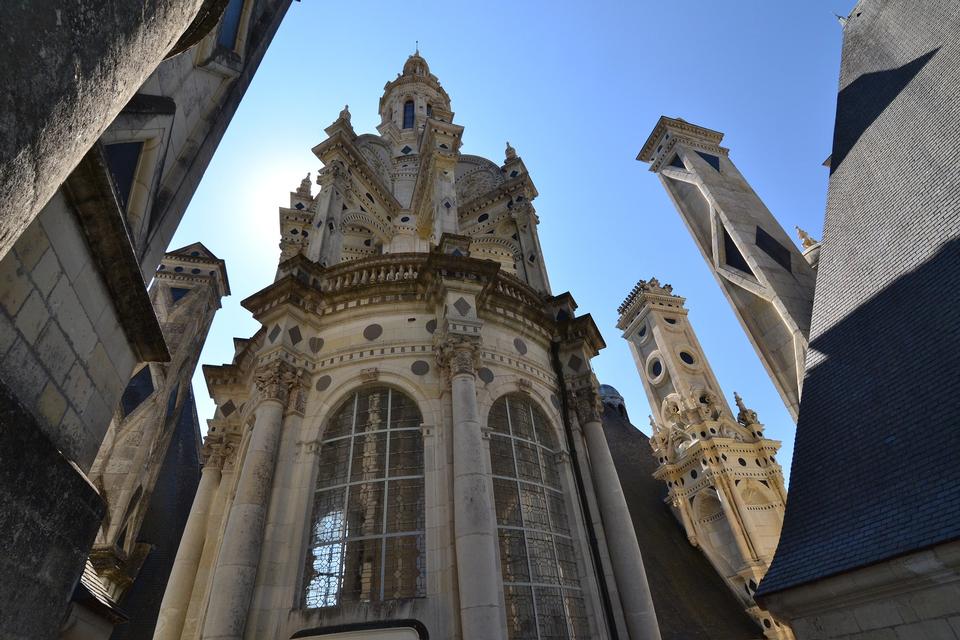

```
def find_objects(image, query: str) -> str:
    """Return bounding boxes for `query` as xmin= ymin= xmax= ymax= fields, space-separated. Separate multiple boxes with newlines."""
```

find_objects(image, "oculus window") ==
xmin=489 ymin=394 xmax=591 ymax=639
xmin=304 ymin=387 xmax=425 ymax=608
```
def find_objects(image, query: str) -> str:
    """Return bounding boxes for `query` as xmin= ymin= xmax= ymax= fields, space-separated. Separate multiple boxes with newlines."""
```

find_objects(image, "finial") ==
xmin=505 ymin=141 xmax=517 ymax=161
xmin=296 ymin=172 xmax=312 ymax=197
xmin=339 ymin=104 xmax=351 ymax=122
xmin=835 ymin=13 xmax=848 ymax=27
xmin=415 ymin=40 xmax=419 ymax=55
xmin=795 ymin=225 xmax=818 ymax=249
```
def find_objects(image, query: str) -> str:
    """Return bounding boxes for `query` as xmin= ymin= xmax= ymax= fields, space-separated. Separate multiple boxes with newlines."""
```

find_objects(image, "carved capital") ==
xmin=254 ymin=360 xmax=300 ymax=406
xmin=572 ymin=385 xmax=604 ymax=425
xmin=434 ymin=333 xmax=481 ymax=378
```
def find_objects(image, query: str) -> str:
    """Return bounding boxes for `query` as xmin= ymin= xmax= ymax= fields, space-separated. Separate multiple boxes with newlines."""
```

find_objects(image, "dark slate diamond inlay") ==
xmin=444 ymin=201 xmax=452 ymax=209
xmin=478 ymin=367 xmax=495 ymax=384
xmin=509 ymin=170 xmax=519 ymax=178
xmin=411 ymin=360 xmax=430 ymax=376
xmin=363 ymin=324 xmax=383 ymax=341
xmin=453 ymin=297 xmax=472 ymax=316
xmin=309 ymin=337 xmax=324 ymax=353
xmin=268 ymin=325 xmax=282 ymax=343
xmin=295 ymin=202 xmax=305 ymax=210
xmin=288 ymin=326 xmax=302 ymax=345
xmin=220 ymin=400 xmax=236 ymax=416
xmin=425 ymin=319 xmax=437 ymax=334
xmin=315 ymin=375 xmax=332 ymax=391
xmin=567 ymin=354 xmax=584 ymax=372
xmin=401 ymin=145 xmax=413 ymax=155
xmin=513 ymin=338 xmax=528 ymax=355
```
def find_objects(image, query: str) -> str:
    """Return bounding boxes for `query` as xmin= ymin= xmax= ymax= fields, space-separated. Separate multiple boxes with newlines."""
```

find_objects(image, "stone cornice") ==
xmin=458 ymin=174 xmax=538 ymax=216
xmin=638 ymin=115 xmax=726 ymax=163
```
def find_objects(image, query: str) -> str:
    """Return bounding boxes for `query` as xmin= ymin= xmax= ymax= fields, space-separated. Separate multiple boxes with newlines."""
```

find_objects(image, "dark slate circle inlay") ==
xmin=425 ymin=319 xmax=437 ymax=334
xmin=513 ymin=338 xmax=528 ymax=355
xmin=411 ymin=360 xmax=430 ymax=376
xmin=363 ymin=324 xmax=383 ymax=341
xmin=309 ymin=337 xmax=324 ymax=353
xmin=478 ymin=367 xmax=494 ymax=384
xmin=315 ymin=375 xmax=332 ymax=391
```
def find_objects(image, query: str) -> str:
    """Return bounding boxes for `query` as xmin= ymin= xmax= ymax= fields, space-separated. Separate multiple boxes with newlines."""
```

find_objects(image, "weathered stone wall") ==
xmin=0 ymin=0 xmax=205 ymax=262
xmin=0 ymin=196 xmax=136 ymax=470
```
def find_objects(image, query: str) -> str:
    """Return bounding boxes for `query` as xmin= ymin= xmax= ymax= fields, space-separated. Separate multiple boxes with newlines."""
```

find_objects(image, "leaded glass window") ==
xmin=402 ymin=100 xmax=415 ymax=129
xmin=490 ymin=394 xmax=591 ymax=639
xmin=304 ymin=387 xmax=425 ymax=608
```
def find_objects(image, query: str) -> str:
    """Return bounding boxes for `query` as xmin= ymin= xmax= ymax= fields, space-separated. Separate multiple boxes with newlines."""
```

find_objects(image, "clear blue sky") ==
xmin=172 ymin=1 xmax=856 ymax=484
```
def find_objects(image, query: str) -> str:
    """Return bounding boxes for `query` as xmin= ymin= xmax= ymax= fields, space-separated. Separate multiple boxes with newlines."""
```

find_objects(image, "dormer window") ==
xmin=403 ymin=100 xmax=415 ymax=129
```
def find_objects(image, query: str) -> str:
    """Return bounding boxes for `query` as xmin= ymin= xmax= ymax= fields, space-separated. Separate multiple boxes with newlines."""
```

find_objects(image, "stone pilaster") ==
xmin=435 ymin=334 xmax=507 ymax=640
xmin=571 ymin=375 xmax=662 ymax=640
xmin=201 ymin=360 xmax=299 ymax=640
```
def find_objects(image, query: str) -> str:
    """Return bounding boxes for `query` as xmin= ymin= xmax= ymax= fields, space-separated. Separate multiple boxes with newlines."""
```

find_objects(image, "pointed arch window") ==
xmin=488 ymin=394 xmax=591 ymax=639
xmin=402 ymin=100 xmax=415 ymax=129
xmin=304 ymin=386 xmax=425 ymax=608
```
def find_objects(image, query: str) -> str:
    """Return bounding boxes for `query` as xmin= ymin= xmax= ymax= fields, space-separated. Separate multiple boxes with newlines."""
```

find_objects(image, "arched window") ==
xmin=304 ymin=386 xmax=425 ymax=608
xmin=489 ymin=394 xmax=590 ymax=639
xmin=402 ymin=100 xmax=415 ymax=129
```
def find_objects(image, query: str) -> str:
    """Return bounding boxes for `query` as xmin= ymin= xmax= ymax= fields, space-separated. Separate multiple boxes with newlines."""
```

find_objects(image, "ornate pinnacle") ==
xmin=796 ymin=225 xmax=819 ymax=249
xmin=297 ymin=172 xmax=312 ymax=197
xmin=339 ymin=104 xmax=351 ymax=122
xmin=505 ymin=141 xmax=517 ymax=161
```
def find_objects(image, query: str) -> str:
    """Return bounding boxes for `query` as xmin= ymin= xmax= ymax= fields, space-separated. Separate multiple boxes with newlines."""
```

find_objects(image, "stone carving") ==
xmin=254 ymin=360 xmax=299 ymax=406
xmin=734 ymin=392 xmax=759 ymax=427
xmin=434 ymin=333 xmax=480 ymax=378
xmin=572 ymin=384 xmax=603 ymax=425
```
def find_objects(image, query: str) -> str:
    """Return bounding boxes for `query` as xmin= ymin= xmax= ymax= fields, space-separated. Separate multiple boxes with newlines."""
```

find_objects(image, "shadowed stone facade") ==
xmin=0 ymin=2 xmax=289 ymax=637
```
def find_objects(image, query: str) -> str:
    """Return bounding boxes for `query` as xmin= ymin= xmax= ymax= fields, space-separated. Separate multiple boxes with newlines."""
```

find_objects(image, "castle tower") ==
xmin=638 ymin=117 xmax=816 ymax=420
xmin=87 ymin=243 xmax=229 ymax=602
xmin=157 ymin=53 xmax=660 ymax=640
xmin=617 ymin=277 xmax=792 ymax=639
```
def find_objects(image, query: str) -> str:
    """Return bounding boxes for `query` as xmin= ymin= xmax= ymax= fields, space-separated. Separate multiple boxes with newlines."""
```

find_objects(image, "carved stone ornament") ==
xmin=734 ymin=391 xmax=759 ymax=427
xmin=434 ymin=333 xmax=481 ymax=378
xmin=572 ymin=385 xmax=603 ymax=425
xmin=254 ymin=360 xmax=300 ymax=406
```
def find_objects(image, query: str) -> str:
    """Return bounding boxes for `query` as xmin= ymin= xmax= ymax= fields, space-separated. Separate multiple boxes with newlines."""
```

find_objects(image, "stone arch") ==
xmin=693 ymin=488 xmax=739 ymax=578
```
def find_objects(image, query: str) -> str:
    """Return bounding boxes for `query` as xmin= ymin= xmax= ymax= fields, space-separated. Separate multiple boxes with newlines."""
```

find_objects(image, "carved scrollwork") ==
xmin=572 ymin=385 xmax=603 ymax=425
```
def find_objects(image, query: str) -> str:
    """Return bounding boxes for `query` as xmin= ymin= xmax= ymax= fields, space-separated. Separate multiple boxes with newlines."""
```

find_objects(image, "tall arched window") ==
xmin=402 ymin=100 xmax=415 ymax=129
xmin=489 ymin=394 xmax=590 ymax=639
xmin=304 ymin=386 xmax=425 ymax=608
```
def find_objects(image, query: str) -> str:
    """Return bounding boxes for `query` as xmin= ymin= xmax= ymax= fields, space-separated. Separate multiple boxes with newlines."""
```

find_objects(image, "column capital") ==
xmin=253 ymin=360 xmax=300 ymax=407
xmin=568 ymin=373 xmax=603 ymax=425
xmin=434 ymin=333 xmax=481 ymax=378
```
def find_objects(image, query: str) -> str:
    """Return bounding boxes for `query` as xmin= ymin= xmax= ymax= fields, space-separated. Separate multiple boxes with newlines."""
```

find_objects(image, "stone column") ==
xmin=201 ymin=361 xmax=298 ymax=640
xmin=575 ymin=385 xmax=662 ymax=640
xmin=154 ymin=439 xmax=224 ymax=640
xmin=438 ymin=336 xmax=507 ymax=640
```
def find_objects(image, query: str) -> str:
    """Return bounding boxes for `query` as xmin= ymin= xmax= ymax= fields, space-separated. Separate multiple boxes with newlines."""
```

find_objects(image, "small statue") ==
xmin=796 ymin=225 xmax=819 ymax=249
xmin=734 ymin=392 xmax=759 ymax=427
xmin=505 ymin=141 xmax=517 ymax=161
xmin=338 ymin=104 xmax=351 ymax=122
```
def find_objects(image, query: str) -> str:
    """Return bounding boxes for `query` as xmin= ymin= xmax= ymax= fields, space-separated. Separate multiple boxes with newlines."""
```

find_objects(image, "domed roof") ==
xmin=598 ymin=384 xmax=625 ymax=404
xmin=403 ymin=52 xmax=429 ymax=77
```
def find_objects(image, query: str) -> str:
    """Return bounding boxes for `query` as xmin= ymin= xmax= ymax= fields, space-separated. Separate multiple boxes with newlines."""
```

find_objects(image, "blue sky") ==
xmin=172 ymin=1 xmax=856 ymax=484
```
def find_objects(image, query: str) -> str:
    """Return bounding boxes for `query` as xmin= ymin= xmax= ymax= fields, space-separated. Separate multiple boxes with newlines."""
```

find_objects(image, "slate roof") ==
xmin=758 ymin=0 xmax=960 ymax=596
xmin=601 ymin=403 xmax=761 ymax=639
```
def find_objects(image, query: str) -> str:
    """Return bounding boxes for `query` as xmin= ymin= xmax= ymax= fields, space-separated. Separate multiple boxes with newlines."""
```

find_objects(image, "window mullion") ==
xmin=380 ymin=388 xmax=393 ymax=601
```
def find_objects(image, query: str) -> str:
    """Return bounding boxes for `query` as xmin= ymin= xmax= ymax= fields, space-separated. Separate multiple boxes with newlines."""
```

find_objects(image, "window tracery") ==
xmin=304 ymin=386 xmax=425 ymax=608
xmin=489 ymin=394 xmax=590 ymax=639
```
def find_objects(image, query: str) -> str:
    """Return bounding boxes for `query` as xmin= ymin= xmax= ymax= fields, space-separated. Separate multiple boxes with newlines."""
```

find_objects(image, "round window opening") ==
xmin=665 ymin=317 xmax=677 ymax=325
xmin=680 ymin=351 xmax=696 ymax=365
xmin=650 ymin=359 xmax=663 ymax=378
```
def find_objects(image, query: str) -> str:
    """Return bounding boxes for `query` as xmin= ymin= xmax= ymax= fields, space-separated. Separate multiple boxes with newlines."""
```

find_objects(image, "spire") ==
xmin=835 ymin=13 xmax=848 ymax=27
xmin=734 ymin=392 xmax=759 ymax=427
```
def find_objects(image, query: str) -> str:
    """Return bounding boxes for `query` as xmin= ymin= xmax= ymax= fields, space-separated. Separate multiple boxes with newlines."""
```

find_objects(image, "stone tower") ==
xmin=88 ymin=243 xmax=229 ymax=603
xmin=156 ymin=53 xmax=661 ymax=640
xmin=617 ymin=277 xmax=791 ymax=638
xmin=637 ymin=117 xmax=816 ymax=420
